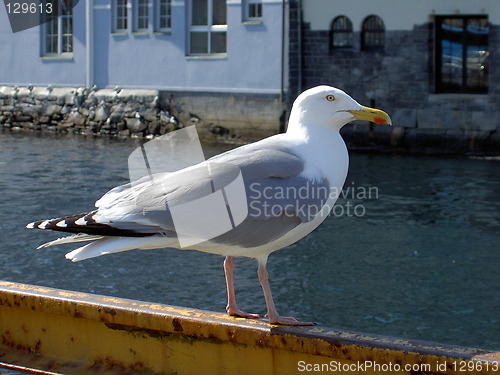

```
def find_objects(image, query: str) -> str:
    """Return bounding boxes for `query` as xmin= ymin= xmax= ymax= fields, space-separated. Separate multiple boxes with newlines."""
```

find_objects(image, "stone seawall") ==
xmin=0 ymin=86 xmax=284 ymax=141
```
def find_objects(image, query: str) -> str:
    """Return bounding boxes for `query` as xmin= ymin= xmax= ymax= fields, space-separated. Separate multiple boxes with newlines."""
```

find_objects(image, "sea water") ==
xmin=0 ymin=131 xmax=498 ymax=350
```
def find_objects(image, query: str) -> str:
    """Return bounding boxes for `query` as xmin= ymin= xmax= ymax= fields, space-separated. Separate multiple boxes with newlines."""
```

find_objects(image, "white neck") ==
xmin=286 ymin=119 xmax=349 ymax=187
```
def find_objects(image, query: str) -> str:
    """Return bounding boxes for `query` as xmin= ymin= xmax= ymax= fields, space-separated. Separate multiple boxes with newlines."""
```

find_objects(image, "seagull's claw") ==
xmin=227 ymin=307 xmax=260 ymax=319
xmin=268 ymin=315 xmax=316 ymax=326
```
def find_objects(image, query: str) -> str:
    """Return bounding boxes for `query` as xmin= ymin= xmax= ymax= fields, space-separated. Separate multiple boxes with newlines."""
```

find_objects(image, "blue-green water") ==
xmin=0 ymin=131 xmax=498 ymax=351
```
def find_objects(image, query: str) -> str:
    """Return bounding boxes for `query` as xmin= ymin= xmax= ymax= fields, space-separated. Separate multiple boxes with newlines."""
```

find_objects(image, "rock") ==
xmin=28 ymin=123 xmax=42 ymax=130
xmin=44 ymin=104 xmax=62 ymax=117
xmin=79 ymin=108 xmax=90 ymax=116
xmin=57 ymin=122 xmax=73 ymax=131
xmin=159 ymin=110 xmax=171 ymax=124
xmin=94 ymin=104 xmax=110 ymax=122
xmin=116 ymin=121 xmax=127 ymax=132
xmin=23 ymin=105 xmax=43 ymax=117
xmin=14 ymin=115 xmax=32 ymax=122
xmin=64 ymin=92 xmax=76 ymax=105
xmin=125 ymin=113 xmax=147 ymax=133
xmin=100 ymin=120 xmax=113 ymax=131
xmin=159 ymin=122 xmax=178 ymax=135
xmin=44 ymin=125 xmax=58 ymax=132
xmin=143 ymin=109 xmax=158 ymax=122
xmin=189 ymin=115 xmax=201 ymax=125
xmin=148 ymin=120 xmax=160 ymax=135
xmin=90 ymin=122 xmax=101 ymax=133
xmin=31 ymin=87 xmax=52 ymax=99
xmin=208 ymin=124 xmax=230 ymax=136
xmin=108 ymin=103 xmax=125 ymax=125
xmin=67 ymin=109 xmax=86 ymax=125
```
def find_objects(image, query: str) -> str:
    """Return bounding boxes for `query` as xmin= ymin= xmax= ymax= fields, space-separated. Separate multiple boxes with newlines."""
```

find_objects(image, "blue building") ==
xmin=0 ymin=0 xmax=288 ymax=137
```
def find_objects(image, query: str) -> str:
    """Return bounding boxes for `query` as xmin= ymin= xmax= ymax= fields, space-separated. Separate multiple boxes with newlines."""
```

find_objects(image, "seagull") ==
xmin=27 ymin=86 xmax=391 ymax=325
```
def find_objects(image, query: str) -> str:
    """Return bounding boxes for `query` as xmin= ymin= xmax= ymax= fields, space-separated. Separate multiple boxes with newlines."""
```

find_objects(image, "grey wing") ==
xmin=93 ymin=144 xmax=330 ymax=247
xmin=203 ymin=146 xmax=330 ymax=248
xmin=209 ymin=175 xmax=330 ymax=248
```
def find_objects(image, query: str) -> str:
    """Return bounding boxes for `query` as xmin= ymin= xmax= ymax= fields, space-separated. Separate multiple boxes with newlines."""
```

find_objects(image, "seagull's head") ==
xmin=289 ymin=86 xmax=392 ymax=134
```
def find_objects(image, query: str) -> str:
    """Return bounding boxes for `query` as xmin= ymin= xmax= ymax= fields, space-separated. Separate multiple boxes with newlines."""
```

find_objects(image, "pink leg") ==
xmin=257 ymin=257 xmax=314 ymax=326
xmin=224 ymin=256 xmax=260 ymax=319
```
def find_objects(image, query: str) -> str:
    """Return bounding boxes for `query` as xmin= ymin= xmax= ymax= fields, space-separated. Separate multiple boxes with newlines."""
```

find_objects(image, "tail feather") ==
xmin=26 ymin=211 xmax=153 ymax=237
xmin=65 ymin=236 xmax=176 ymax=262
xmin=27 ymin=211 xmax=96 ymax=231
xmin=37 ymin=233 xmax=105 ymax=250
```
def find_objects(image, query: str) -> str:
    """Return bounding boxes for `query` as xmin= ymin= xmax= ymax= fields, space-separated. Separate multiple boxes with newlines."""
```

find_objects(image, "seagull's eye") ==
xmin=326 ymin=94 xmax=336 ymax=102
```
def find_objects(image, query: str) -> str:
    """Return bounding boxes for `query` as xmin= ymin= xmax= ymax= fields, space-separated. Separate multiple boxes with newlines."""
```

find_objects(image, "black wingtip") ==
xmin=26 ymin=210 xmax=153 ymax=237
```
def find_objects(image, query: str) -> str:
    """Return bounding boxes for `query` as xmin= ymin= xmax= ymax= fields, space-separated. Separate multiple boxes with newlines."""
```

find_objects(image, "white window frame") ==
xmin=43 ymin=1 xmax=73 ymax=56
xmin=134 ymin=0 xmax=150 ymax=32
xmin=243 ymin=0 xmax=262 ymax=22
xmin=113 ymin=0 xmax=129 ymax=33
xmin=156 ymin=0 xmax=172 ymax=32
xmin=189 ymin=0 xmax=227 ymax=56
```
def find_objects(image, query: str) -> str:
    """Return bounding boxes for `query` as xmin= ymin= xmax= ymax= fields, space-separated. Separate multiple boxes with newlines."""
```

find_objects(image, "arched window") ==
xmin=330 ymin=16 xmax=353 ymax=49
xmin=361 ymin=15 xmax=385 ymax=51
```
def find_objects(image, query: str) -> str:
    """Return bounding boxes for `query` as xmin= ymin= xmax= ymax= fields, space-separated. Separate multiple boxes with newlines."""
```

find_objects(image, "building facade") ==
xmin=0 ymin=0 xmax=288 ymax=138
xmin=290 ymin=0 xmax=500 ymax=152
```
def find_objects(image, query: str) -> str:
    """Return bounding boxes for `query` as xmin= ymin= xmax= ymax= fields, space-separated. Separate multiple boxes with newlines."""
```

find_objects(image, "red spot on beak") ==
xmin=374 ymin=117 xmax=386 ymax=124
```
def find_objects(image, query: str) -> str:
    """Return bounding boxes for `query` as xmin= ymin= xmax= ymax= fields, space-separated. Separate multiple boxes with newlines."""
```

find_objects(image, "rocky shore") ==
xmin=0 ymin=86 xmax=183 ymax=138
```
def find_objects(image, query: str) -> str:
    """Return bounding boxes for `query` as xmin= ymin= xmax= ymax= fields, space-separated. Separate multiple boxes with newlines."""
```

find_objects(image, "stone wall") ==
xmin=289 ymin=9 xmax=500 ymax=154
xmin=0 ymin=86 xmax=284 ymax=141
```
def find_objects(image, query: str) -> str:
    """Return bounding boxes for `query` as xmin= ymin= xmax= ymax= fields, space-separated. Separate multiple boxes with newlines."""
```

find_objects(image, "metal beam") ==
xmin=0 ymin=280 xmax=498 ymax=374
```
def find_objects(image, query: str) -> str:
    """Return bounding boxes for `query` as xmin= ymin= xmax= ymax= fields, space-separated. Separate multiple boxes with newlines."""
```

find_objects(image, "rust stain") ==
xmin=172 ymin=318 xmax=184 ymax=333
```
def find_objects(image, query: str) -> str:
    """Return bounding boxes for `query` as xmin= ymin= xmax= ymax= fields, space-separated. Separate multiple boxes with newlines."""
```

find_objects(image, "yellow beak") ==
xmin=347 ymin=106 xmax=392 ymax=125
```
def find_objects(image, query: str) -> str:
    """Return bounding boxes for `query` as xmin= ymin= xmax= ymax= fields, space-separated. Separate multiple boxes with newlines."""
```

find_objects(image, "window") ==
xmin=43 ymin=0 xmax=73 ymax=55
xmin=330 ymin=16 xmax=353 ymax=49
xmin=243 ymin=0 xmax=262 ymax=22
xmin=114 ymin=0 xmax=129 ymax=32
xmin=135 ymin=0 xmax=149 ymax=31
xmin=156 ymin=0 xmax=172 ymax=31
xmin=134 ymin=0 xmax=149 ymax=31
xmin=361 ymin=15 xmax=384 ymax=51
xmin=435 ymin=16 xmax=489 ymax=93
xmin=189 ymin=0 xmax=227 ymax=55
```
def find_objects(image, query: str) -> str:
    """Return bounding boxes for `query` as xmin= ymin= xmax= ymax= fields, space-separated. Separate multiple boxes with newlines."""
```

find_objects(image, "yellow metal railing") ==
xmin=0 ymin=280 xmax=498 ymax=375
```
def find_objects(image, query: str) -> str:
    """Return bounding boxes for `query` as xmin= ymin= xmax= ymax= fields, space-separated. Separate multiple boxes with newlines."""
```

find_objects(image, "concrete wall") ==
xmin=288 ymin=0 xmax=500 ymax=153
